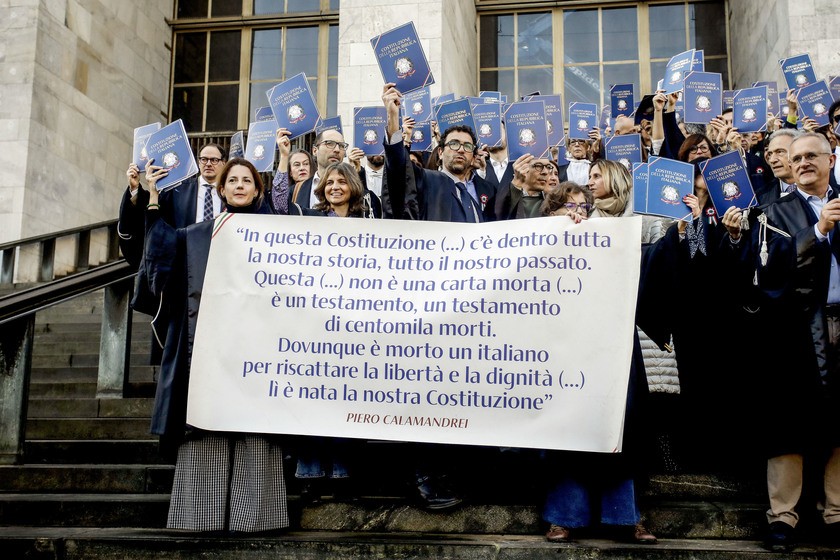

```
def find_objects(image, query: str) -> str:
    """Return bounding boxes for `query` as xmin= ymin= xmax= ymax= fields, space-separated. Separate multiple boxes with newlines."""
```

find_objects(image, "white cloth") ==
xmin=195 ymin=178 xmax=222 ymax=224
xmin=834 ymin=147 xmax=840 ymax=186
xmin=308 ymin=172 xmax=321 ymax=209
xmin=490 ymin=157 xmax=509 ymax=182
xmin=364 ymin=165 xmax=384 ymax=197
xmin=565 ymin=158 xmax=591 ymax=186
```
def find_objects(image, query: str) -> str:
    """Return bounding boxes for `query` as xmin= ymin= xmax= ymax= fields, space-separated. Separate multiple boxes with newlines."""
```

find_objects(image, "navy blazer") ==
xmin=484 ymin=160 xmax=514 ymax=194
xmin=383 ymin=139 xmax=497 ymax=222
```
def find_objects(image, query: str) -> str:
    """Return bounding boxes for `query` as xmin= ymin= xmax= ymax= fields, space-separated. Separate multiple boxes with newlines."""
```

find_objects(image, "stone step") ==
xmin=33 ymin=340 xmax=153 ymax=356
xmin=4 ymin=530 xmax=840 ymax=560
xmin=27 ymin=398 xmax=153 ymax=419
xmin=29 ymin=366 xmax=157 ymax=384
xmin=31 ymin=352 xmax=151 ymax=368
xmin=24 ymin=440 xmax=169 ymax=465
xmin=28 ymin=381 xmax=156 ymax=398
xmin=0 ymin=493 xmax=169 ymax=527
xmin=0 ymin=465 xmax=173 ymax=493
xmin=25 ymin=418 xmax=156 ymax=440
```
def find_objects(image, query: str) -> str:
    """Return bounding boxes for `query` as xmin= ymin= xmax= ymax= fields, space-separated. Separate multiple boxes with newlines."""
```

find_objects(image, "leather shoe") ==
xmin=415 ymin=475 xmax=461 ymax=510
xmin=633 ymin=523 xmax=658 ymax=544
xmin=545 ymin=524 xmax=570 ymax=542
xmin=766 ymin=521 xmax=796 ymax=552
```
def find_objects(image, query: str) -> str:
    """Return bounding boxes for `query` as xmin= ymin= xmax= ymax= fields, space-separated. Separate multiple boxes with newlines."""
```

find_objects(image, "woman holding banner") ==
xmin=143 ymin=157 xmax=287 ymax=533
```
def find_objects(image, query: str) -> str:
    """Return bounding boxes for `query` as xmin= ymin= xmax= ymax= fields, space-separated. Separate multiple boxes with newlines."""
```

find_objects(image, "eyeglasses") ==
xmin=198 ymin=157 xmax=223 ymax=165
xmin=530 ymin=163 xmax=550 ymax=172
xmin=568 ymin=139 xmax=588 ymax=146
xmin=790 ymin=152 xmax=832 ymax=165
xmin=444 ymin=140 xmax=476 ymax=153
xmin=317 ymin=140 xmax=349 ymax=151
xmin=564 ymin=202 xmax=592 ymax=213
xmin=688 ymin=144 xmax=710 ymax=154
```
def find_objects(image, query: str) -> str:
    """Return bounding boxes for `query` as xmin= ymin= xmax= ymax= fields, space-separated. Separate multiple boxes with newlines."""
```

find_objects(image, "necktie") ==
xmin=203 ymin=184 xmax=214 ymax=221
xmin=455 ymin=182 xmax=478 ymax=223
xmin=785 ymin=183 xmax=797 ymax=194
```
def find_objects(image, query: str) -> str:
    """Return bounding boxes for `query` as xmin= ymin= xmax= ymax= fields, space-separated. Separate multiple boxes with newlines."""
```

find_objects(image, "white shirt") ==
xmin=490 ymin=157 xmax=509 ymax=182
xmin=566 ymin=158 xmax=591 ymax=186
xmin=195 ymin=178 xmax=222 ymax=223
xmin=364 ymin=165 xmax=384 ymax=197
xmin=834 ymin=146 xmax=840 ymax=186
xmin=308 ymin=172 xmax=321 ymax=209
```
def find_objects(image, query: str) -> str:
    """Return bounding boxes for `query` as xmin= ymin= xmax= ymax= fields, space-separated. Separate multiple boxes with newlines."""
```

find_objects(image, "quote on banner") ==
xmin=188 ymin=215 xmax=642 ymax=453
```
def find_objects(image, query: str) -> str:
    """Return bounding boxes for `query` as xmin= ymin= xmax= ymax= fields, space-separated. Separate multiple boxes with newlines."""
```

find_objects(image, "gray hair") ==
xmin=767 ymin=128 xmax=802 ymax=143
xmin=789 ymin=131 xmax=831 ymax=153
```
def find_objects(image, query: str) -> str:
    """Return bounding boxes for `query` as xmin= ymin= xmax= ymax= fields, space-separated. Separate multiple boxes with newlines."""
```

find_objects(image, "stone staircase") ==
xmin=1 ymin=288 xmax=838 ymax=558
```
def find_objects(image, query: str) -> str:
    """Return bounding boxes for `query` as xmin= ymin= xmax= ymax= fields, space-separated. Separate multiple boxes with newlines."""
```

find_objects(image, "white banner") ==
xmin=188 ymin=214 xmax=642 ymax=452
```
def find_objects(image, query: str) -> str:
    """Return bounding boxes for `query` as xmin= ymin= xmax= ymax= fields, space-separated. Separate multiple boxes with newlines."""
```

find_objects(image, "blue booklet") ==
xmin=691 ymin=50 xmax=705 ymax=72
xmin=245 ymin=120 xmax=277 ymax=172
xmin=525 ymin=94 xmax=564 ymax=147
xmin=605 ymin=134 xmax=643 ymax=171
xmin=316 ymin=116 xmax=343 ymax=135
xmin=683 ymin=72 xmax=722 ymax=124
xmin=556 ymin=136 xmax=569 ymax=166
xmin=504 ymin=101 xmax=549 ymax=160
xmin=610 ymin=84 xmax=634 ymax=118
xmin=434 ymin=98 xmax=476 ymax=137
xmin=228 ymin=131 xmax=244 ymax=159
xmin=663 ymin=49 xmax=696 ymax=94
xmin=779 ymin=54 xmax=817 ymax=90
xmin=753 ymin=81 xmax=780 ymax=117
xmin=632 ymin=162 xmax=649 ymax=216
xmin=700 ymin=150 xmax=757 ymax=215
xmin=431 ymin=92 xmax=455 ymax=106
xmin=568 ymin=102 xmax=597 ymax=140
xmin=133 ymin=123 xmax=160 ymax=169
xmin=723 ymin=90 xmax=735 ymax=110
xmin=599 ymin=105 xmax=612 ymax=133
xmin=466 ymin=96 xmax=493 ymax=107
xmin=402 ymin=86 xmax=432 ymax=122
xmin=733 ymin=85 xmax=767 ymax=133
xmin=797 ymin=80 xmax=833 ymax=127
xmin=254 ymin=106 xmax=274 ymax=122
xmin=472 ymin=103 xmax=504 ymax=148
xmin=408 ymin=122 xmax=433 ymax=151
xmin=829 ymin=76 xmax=840 ymax=101
xmin=266 ymin=73 xmax=322 ymax=140
xmin=370 ymin=22 xmax=434 ymax=94
xmin=479 ymin=91 xmax=502 ymax=101
xmin=353 ymin=107 xmax=388 ymax=156
xmin=143 ymin=119 xmax=198 ymax=192
xmin=644 ymin=157 xmax=695 ymax=221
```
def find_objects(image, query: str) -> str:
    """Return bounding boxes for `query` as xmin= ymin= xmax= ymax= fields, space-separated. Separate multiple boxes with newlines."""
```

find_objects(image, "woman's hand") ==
xmin=709 ymin=116 xmax=731 ymax=145
xmin=653 ymin=92 xmax=667 ymax=113
xmin=144 ymin=159 xmax=168 ymax=206
xmin=726 ymin=128 xmax=743 ymax=152
xmin=721 ymin=206 xmax=743 ymax=240
xmin=276 ymin=128 xmax=291 ymax=173
xmin=683 ymin=193 xmax=702 ymax=219
xmin=126 ymin=163 xmax=141 ymax=191
xmin=801 ymin=117 xmax=819 ymax=133
xmin=402 ymin=116 xmax=416 ymax=146
xmin=569 ymin=212 xmax=587 ymax=224
xmin=347 ymin=147 xmax=365 ymax=172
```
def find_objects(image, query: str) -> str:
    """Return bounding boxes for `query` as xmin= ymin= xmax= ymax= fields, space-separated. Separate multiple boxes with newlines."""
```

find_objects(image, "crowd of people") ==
xmin=116 ymin=79 xmax=840 ymax=551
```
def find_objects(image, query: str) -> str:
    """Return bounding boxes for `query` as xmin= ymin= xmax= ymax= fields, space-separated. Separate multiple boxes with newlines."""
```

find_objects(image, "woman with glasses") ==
xmin=541 ymin=181 xmax=593 ymax=223
xmin=142 ymin=157 xmax=287 ymax=533
xmin=560 ymin=138 xmax=594 ymax=186
xmin=588 ymin=159 xmax=634 ymax=217
xmin=677 ymin=133 xmax=718 ymax=163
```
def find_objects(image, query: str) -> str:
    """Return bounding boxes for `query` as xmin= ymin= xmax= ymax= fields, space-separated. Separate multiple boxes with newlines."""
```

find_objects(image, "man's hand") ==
xmin=382 ymin=83 xmax=402 ymax=137
xmin=347 ymin=147 xmax=365 ymax=172
xmin=722 ymin=206 xmax=744 ymax=240
xmin=144 ymin=159 xmax=168 ymax=206
xmin=471 ymin=144 xmax=488 ymax=172
xmin=710 ymin=116 xmax=731 ymax=145
xmin=767 ymin=112 xmax=782 ymax=133
xmin=402 ymin=116 xmax=416 ymax=146
xmin=818 ymin=199 xmax=840 ymax=236
xmin=276 ymin=128 xmax=291 ymax=158
xmin=126 ymin=163 xmax=141 ymax=192
xmin=786 ymin=89 xmax=798 ymax=114
xmin=653 ymin=92 xmax=667 ymax=113
xmin=511 ymin=154 xmax=533 ymax=183
xmin=801 ymin=117 xmax=819 ymax=133
xmin=726 ymin=127 xmax=743 ymax=152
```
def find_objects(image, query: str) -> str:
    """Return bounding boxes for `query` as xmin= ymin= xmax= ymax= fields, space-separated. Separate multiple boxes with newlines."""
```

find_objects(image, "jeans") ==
xmin=542 ymin=475 xmax=641 ymax=528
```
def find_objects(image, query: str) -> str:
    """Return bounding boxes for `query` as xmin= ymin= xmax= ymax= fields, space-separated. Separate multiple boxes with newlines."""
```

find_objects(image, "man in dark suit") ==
xmin=118 ymin=143 xmax=226 ymax=268
xmin=495 ymin=155 xmax=549 ymax=220
xmin=482 ymin=122 xmax=513 ymax=194
xmin=382 ymin=84 xmax=496 ymax=222
xmin=756 ymin=129 xmax=800 ymax=206
xmin=285 ymin=129 xmax=347 ymax=210
xmin=723 ymin=132 xmax=840 ymax=551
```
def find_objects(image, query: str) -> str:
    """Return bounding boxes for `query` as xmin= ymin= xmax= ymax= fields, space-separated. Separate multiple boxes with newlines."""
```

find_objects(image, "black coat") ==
xmin=483 ymin=160 xmax=514 ymax=194
xmin=284 ymin=172 xmax=383 ymax=218
xmin=383 ymin=139 xmax=497 ymax=222
xmin=494 ymin=184 xmax=545 ymax=220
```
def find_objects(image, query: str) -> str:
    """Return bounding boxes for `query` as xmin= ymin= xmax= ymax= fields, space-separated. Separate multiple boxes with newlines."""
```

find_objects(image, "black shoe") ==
xmin=415 ymin=475 xmax=462 ymax=510
xmin=299 ymin=481 xmax=322 ymax=506
xmin=822 ymin=521 xmax=840 ymax=547
xmin=766 ymin=521 xmax=796 ymax=552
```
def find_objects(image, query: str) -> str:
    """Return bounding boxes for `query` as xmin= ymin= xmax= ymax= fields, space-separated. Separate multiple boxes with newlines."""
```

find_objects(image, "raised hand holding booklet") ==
xmin=663 ymin=50 xmax=696 ymax=94
xmin=605 ymin=134 xmax=643 ymax=171
xmin=503 ymin=101 xmax=549 ymax=160
xmin=610 ymin=84 xmax=634 ymax=118
xmin=733 ymin=86 xmax=768 ymax=133
xmin=683 ymin=72 xmax=722 ymax=124
xmin=796 ymin=80 xmax=833 ymax=127
xmin=370 ymin=22 xmax=434 ymax=94
xmin=434 ymin=98 xmax=476 ymax=137
xmin=643 ymin=157 xmax=695 ymax=221
xmin=133 ymin=123 xmax=161 ymax=169
xmin=353 ymin=107 xmax=388 ymax=156
xmin=472 ymin=103 xmax=504 ymax=148
xmin=700 ymin=150 xmax=757 ymax=216
xmin=244 ymin=121 xmax=276 ymax=173
xmin=753 ymin=81 xmax=780 ymax=117
xmin=266 ymin=73 xmax=322 ymax=140
xmin=143 ymin=119 xmax=198 ymax=192
xmin=524 ymin=94 xmax=564 ymax=147
xmin=228 ymin=131 xmax=245 ymax=159
xmin=568 ymin=102 xmax=597 ymax=140
xmin=779 ymin=54 xmax=817 ymax=90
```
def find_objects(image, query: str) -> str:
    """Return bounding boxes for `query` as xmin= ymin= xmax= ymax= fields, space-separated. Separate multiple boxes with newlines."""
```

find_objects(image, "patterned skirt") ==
xmin=167 ymin=432 xmax=289 ymax=532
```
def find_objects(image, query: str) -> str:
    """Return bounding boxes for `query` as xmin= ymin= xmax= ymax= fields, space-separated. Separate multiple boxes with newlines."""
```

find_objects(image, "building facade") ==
xmin=1 ymin=0 xmax=838 ymax=249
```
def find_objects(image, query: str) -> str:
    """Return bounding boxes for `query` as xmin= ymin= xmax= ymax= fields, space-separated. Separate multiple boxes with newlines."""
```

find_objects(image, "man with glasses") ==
xmin=284 ymin=129 xmax=350 ymax=210
xmin=381 ymin=83 xmax=496 ymax=223
xmin=756 ymin=129 xmax=801 ymax=206
xmin=118 ymin=142 xmax=227 ymax=268
xmin=722 ymin=132 xmax=840 ymax=551
xmin=495 ymin=155 xmax=551 ymax=220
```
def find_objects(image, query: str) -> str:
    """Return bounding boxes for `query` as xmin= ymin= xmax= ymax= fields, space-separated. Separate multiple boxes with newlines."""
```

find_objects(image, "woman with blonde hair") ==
xmin=588 ymin=159 xmax=633 ymax=217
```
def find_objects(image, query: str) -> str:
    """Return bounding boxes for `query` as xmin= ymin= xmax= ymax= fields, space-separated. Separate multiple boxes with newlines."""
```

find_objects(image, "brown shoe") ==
xmin=633 ymin=523 xmax=657 ymax=544
xmin=545 ymin=524 xmax=570 ymax=542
